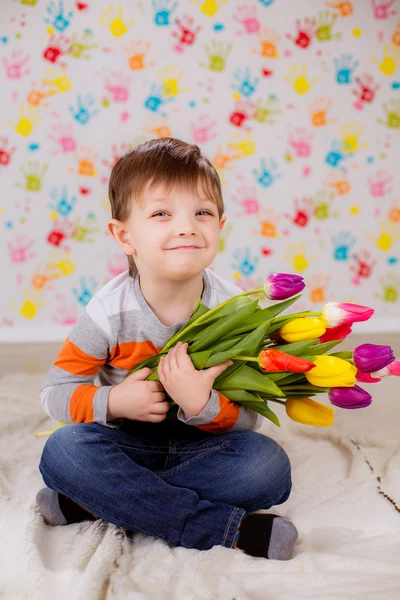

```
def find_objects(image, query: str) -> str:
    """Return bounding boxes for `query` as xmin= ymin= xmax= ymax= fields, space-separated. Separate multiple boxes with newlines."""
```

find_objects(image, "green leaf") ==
xmin=268 ymin=372 xmax=307 ymax=384
xmin=308 ymin=340 xmax=344 ymax=355
xmin=215 ymin=364 xmax=285 ymax=397
xmin=189 ymin=300 xmax=259 ymax=353
xmin=329 ymin=351 xmax=353 ymax=360
xmin=161 ymin=295 xmax=256 ymax=352
xmin=232 ymin=294 xmax=302 ymax=336
xmin=220 ymin=389 xmax=281 ymax=427
xmin=271 ymin=339 xmax=319 ymax=357
xmin=212 ymin=320 xmax=272 ymax=380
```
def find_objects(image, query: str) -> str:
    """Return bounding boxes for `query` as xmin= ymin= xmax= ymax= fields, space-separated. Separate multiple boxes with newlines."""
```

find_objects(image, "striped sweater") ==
xmin=40 ymin=267 xmax=264 ymax=433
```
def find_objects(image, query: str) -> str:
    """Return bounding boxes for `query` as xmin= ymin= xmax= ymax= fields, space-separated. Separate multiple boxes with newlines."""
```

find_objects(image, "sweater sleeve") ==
xmin=177 ymin=389 xmax=264 ymax=433
xmin=40 ymin=295 xmax=123 ymax=430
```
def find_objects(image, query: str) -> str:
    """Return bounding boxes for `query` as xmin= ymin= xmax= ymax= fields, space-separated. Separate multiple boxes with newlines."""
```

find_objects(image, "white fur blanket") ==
xmin=1 ymin=371 xmax=399 ymax=600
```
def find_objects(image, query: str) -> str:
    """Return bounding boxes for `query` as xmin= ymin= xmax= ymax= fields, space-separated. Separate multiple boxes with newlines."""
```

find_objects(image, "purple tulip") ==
xmin=353 ymin=343 xmax=395 ymax=373
xmin=328 ymin=385 xmax=372 ymax=409
xmin=264 ymin=273 xmax=305 ymax=300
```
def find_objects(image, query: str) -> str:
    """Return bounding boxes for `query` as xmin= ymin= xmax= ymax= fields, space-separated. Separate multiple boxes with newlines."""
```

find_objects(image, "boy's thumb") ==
xmin=205 ymin=361 xmax=233 ymax=381
xmin=130 ymin=367 xmax=153 ymax=380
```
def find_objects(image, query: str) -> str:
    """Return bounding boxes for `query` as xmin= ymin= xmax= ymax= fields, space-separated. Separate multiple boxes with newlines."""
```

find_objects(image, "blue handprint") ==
xmin=231 ymin=247 xmax=259 ymax=277
xmin=48 ymin=186 xmax=77 ymax=216
xmin=332 ymin=232 xmax=356 ymax=261
xmin=144 ymin=83 xmax=173 ymax=112
xmin=44 ymin=0 xmax=73 ymax=32
xmin=325 ymin=139 xmax=350 ymax=170
xmin=152 ymin=0 xmax=178 ymax=26
xmin=72 ymin=277 xmax=98 ymax=307
xmin=231 ymin=66 xmax=260 ymax=98
xmin=252 ymin=158 xmax=282 ymax=188
xmin=258 ymin=0 xmax=275 ymax=6
xmin=69 ymin=94 xmax=99 ymax=125
xmin=333 ymin=54 xmax=359 ymax=84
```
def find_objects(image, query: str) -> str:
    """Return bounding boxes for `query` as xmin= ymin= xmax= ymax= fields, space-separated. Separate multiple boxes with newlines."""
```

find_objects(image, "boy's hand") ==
xmin=157 ymin=341 xmax=233 ymax=417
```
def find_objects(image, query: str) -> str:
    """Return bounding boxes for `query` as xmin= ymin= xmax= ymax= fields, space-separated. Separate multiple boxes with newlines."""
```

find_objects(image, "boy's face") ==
xmin=108 ymin=182 xmax=227 ymax=280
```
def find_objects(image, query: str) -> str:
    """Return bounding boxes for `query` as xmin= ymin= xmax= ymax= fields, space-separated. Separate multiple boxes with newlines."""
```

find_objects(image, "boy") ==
xmin=36 ymin=137 xmax=298 ymax=560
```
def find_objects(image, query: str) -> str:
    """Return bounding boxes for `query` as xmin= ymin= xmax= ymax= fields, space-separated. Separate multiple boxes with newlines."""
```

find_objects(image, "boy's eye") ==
xmin=152 ymin=211 xmax=213 ymax=217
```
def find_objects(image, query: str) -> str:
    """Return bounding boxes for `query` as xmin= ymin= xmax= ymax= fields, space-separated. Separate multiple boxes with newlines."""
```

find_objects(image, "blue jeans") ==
xmin=38 ymin=417 xmax=292 ymax=551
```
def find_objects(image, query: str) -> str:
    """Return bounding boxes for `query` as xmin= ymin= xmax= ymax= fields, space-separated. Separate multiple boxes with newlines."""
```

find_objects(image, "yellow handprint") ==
xmin=284 ymin=65 xmax=318 ymax=95
xmin=99 ymin=4 xmax=134 ymax=37
xmin=227 ymin=130 xmax=256 ymax=158
xmin=8 ymin=105 xmax=42 ymax=137
xmin=42 ymin=65 xmax=72 ymax=94
xmin=192 ymin=0 xmax=228 ymax=17
xmin=11 ymin=288 xmax=46 ymax=319
xmin=338 ymin=122 xmax=367 ymax=153
xmin=372 ymin=44 xmax=400 ymax=76
xmin=283 ymin=242 xmax=316 ymax=272
xmin=158 ymin=65 xmax=189 ymax=97
xmin=368 ymin=221 xmax=400 ymax=251
xmin=46 ymin=249 xmax=76 ymax=277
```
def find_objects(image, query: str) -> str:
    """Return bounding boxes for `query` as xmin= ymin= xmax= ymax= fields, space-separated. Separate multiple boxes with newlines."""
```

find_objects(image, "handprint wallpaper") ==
xmin=0 ymin=0 xmax=399 ymax=342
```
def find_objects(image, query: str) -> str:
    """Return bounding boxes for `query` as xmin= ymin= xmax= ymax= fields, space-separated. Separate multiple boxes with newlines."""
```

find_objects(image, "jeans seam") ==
xmin=156 ymin=442 xmax=229 ymax=477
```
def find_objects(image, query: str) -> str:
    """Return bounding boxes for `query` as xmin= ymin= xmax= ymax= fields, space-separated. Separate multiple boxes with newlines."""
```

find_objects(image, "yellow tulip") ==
xmin=279 ymin=317 xmax=327 ymax=342
xmin=305 ymin=355 xmax=357 ymax=387
xmin=286 ymin=397 xmax=335 ymax=427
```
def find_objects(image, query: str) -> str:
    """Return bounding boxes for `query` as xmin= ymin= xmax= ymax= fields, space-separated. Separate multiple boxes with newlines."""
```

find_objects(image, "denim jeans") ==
xmin=38 ymin=417 xmax=292 ymax=551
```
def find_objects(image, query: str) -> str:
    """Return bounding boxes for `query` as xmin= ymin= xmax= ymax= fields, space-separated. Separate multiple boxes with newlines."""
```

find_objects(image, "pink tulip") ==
xmin=321 ymin=302 xmax=374 ymax=328
xmin=320 ymin=322 xmax=353 ymax=343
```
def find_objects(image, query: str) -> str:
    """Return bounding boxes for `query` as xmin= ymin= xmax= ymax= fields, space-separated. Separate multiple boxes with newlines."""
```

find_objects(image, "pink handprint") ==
xmin=106 ymin=253 xmax=129 ymax=280
xmin=48 ymin=115 xmax=77 ymax=155
xmin=104 ymin=71 xmax=131 ymax=102
xmin=371 ymin=0 xmax=396 ymax=20
xmin=288 ymin=128 xmax=313 ymax=158
xmin=3 ymin=50 xmax=30 ymax=79
xmin=232 ymin=4 xmax=261 ymax=35
xmin=7 ymin=235 xmax=36 ymax=263
xmin=52 ymin=294 xmax=78 ymax=325
xmin=232 ymin=183 xmax=260 ymax=217
xmin=190 ymin=114 xmax=217 ymax=143
xmin=368 ymin=170 xmax=393 ymax=197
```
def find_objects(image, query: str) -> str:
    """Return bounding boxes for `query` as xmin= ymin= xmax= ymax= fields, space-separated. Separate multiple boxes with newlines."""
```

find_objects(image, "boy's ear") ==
xmin=107 ymin=219 xmax=136 ymax=255
xmin=219 ymin=215 xmax=227 ymax=230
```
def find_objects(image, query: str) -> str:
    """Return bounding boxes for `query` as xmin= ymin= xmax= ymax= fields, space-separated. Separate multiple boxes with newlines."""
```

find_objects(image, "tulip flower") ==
xmin=285 ymin=397 xmax=335 ymax=427
xmin=257 ymin=349 xmax=315 ymax=373
xmin=305 ymin=355 xmax=357 ymax=387
xmin=328 ymin=385 xmax=372 ymax=409
xmin=356 ymin=359 xmax=400 ymax=383
xmin=264 ymin=273 xmax=305 ymax=300
xmin=320 ymin=322 xmax=353 ymax=343
xmin=279 ymin=317 xmax=327 ymax=343
xmin=353 ymin=343 xmax=395 ymax=373
xmin=321 ymin=302 xmax=374 ymax=328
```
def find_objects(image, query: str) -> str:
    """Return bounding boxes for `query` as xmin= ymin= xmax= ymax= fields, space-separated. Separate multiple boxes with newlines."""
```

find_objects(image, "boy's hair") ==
xmin=108 ymin=137 xmax=225 ymax=278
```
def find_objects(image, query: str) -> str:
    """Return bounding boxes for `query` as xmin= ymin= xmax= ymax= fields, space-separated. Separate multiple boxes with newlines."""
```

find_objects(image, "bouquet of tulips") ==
xmin=34 ymin=273 xmax=399 ymax=437
xmin=123 ymin=273 xmax=400 ymax=428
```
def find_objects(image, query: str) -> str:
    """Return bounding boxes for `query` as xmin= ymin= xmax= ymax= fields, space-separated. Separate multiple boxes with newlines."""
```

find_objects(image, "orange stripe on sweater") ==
xmin=54 ymin=337 xmax=106 ymax=376
xmin=197 ymin=392 xmax=240 ymax=433
xmin=108 ymin=340 xmax=161 ymax=371
xmin=70 ymin=384 xmax=97 ymax=422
